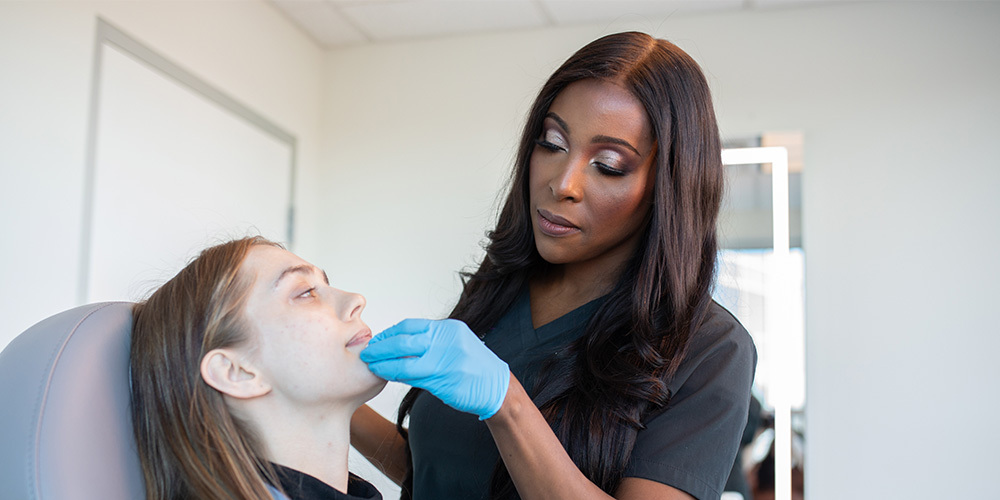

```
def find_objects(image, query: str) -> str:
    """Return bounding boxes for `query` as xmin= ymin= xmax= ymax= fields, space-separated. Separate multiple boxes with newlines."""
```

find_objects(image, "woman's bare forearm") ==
xmin=485 ymin=375 xmax=614 ymax=500
xmin=485 ymin=375 xmax=692 ymax=500
xmin=350 ymin=404 xmax=408 ymax=484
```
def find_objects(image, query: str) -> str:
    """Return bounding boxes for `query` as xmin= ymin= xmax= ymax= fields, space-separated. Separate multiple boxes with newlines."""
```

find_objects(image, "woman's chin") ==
xmin=368 ymin=374 xmax=389 ymax=398
xmin=353 ymin=370 xmax=388 ymax=405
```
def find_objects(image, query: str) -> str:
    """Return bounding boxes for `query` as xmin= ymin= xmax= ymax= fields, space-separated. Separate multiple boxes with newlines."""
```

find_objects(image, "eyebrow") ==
xmin=546 ymin=112 xmax=570 ymax=133
xmin=592 ymin=135 xmax=641 ymax=156
xmin=545 ymin=112 xmax=642 ymax=156
xmin=273 ymin=265 xmax=330 ymax=289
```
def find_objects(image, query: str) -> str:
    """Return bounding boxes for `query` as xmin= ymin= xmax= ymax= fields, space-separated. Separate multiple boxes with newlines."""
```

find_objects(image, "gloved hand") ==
xmin=360 ymin=318 xmax=510 ymax=420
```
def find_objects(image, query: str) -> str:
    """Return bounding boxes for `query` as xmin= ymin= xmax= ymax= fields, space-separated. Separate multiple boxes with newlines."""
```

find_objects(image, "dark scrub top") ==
xmin=408 ymin=288 xmax=756 ymax=500
xmin=269 ymin=463 xmax=382 ymax=500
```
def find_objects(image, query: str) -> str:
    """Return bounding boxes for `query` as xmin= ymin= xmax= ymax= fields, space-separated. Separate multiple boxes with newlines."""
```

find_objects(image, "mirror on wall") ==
xmin=717 ymin=133 xmax=805 ymax=500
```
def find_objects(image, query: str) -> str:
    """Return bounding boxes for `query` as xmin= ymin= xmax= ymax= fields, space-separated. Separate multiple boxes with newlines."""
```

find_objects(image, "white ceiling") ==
xmin=267 ymin=0 xmax=835 ymax=48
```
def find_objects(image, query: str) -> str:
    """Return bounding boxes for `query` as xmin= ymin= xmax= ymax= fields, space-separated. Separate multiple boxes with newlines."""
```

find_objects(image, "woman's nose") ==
xmin=332 ymin=289 xmax=366 ymax=321
xmin=550 ymin=159 xmax=585 ymax=202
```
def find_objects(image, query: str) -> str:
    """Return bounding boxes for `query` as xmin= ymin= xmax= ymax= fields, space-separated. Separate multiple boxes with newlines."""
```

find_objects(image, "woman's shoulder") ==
xmin=692 ymin=300 xmax=755 ymax=355
xmin=630 ymin=301 xmax=757 ymax=498
xmin=665 ymin=300 xmax=757 ymax=394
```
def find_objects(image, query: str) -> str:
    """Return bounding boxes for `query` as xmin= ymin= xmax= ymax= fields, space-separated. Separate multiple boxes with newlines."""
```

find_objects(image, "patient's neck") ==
xmin=244 ymin=400 xmax=357 ymax=493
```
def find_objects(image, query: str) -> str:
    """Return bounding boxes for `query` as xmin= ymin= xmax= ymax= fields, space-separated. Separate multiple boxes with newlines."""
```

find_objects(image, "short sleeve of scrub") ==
xmin=624 ymin=301 xmax=757 ymax=500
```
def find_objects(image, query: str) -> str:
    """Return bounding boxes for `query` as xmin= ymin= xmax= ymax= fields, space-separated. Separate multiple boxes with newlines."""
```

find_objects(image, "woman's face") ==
xmin=529 ymin=78 xmax=657 ymax=271
xmin=239 ymin=245 xmax=385 ymax=409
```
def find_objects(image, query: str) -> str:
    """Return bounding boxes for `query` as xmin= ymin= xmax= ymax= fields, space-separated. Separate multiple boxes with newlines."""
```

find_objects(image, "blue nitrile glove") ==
xmin=360 ymin=318 xmax=510 ymax=420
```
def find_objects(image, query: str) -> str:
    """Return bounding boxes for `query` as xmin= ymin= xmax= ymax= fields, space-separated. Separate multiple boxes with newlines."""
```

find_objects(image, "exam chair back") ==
xmin=0 ymin=302 xmax=145 ymax=499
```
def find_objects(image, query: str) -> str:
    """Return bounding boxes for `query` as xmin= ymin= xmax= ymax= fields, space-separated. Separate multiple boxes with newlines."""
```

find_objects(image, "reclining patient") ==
xmin=129 ymin=236 xmax=385 ymax=500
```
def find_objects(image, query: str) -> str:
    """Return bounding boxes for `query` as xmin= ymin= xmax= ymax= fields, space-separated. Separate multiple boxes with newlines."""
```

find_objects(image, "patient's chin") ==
xmin=346 ymin=368 xmax=387 ymax=407
xmin=363 ymin=377 xmax=388 ymax=403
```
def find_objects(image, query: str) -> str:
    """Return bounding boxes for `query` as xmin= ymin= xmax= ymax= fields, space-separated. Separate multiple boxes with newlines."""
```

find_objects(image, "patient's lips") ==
xmin=347 ymin=327 xmax=372 ymax=349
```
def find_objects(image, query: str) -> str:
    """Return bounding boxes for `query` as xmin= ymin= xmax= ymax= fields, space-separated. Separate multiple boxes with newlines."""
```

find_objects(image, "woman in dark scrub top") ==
xmin=355 ymin=31 xmax=756 ymax=500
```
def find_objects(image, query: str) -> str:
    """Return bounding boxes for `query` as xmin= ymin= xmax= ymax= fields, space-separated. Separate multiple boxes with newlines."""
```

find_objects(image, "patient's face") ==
xmin=239 ymin=245 xmax=385 ymax=408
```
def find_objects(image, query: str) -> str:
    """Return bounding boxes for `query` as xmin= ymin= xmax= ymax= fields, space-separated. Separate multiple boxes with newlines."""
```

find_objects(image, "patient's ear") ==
xmin=201 ymin=348 xmax=271 ymax=399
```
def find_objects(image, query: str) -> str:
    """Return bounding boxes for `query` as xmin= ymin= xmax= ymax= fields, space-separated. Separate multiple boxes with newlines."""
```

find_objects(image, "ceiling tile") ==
xmin=269 ymin=0 xmax=369 ymax=47
xmin=541 ymin=0 xmax=744 ymax=26
xmin=752 ymin=0 xmax=835 ymax=6
xmin=340 ymin=0 xmax=549 ymax=42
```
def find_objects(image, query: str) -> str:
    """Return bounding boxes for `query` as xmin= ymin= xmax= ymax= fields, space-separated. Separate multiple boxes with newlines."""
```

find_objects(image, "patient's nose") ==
xmin=335 ymin=289 xmax=366 ymax=321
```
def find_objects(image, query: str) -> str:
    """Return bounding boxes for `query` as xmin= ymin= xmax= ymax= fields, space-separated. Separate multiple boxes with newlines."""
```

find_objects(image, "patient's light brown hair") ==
xmin=130 ymin=236 xmax=282 ymax=500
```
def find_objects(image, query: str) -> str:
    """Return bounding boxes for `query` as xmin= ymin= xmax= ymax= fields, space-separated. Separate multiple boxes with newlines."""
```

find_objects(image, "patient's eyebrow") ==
xmin=273 ymin=264 xmax=328 ymax=289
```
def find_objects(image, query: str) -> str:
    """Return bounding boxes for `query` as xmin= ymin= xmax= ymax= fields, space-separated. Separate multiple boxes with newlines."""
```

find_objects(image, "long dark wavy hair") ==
xmin=396 ymin=31 xmax=724 ymax=499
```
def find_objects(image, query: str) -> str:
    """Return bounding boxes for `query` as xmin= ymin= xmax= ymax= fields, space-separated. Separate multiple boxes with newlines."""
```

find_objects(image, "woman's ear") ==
xmin=201 ymin=348 xmax=271 ymax=399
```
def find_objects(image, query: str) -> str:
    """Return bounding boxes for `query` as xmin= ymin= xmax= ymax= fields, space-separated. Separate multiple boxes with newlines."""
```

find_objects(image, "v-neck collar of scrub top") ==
xmin=511 ymin=285 xmax=608 ymax=346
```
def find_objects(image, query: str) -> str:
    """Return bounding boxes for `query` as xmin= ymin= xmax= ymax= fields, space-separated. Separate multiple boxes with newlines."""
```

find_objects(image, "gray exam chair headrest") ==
xmin=0 ymin=302 xmax=146 ymax=499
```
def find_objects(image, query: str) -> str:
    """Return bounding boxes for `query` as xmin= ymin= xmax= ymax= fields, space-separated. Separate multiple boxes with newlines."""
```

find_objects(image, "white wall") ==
xmin=0 ymin=1 xmax=325 ymax=345
xmin=321 ymin=3 xmax=1000 ymax=499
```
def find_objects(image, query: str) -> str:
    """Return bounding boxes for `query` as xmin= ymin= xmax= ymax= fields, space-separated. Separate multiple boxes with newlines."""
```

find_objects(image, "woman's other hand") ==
xmin=361 ymin=319 xmax=509 ymax=420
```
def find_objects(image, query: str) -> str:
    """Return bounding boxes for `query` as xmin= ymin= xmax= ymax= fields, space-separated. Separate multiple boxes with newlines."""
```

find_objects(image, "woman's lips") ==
xmin=347 ymin=327 xmax=372 ymax=348
xmin=537 ymin=208 xmax=580 ymax=237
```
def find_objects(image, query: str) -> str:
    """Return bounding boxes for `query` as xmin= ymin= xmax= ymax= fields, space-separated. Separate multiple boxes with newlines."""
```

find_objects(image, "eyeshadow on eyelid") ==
xmin=544 ymin=129 xmax=565 ymax=144
xmin=597 ymin=159 xmax=625 ymax=171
